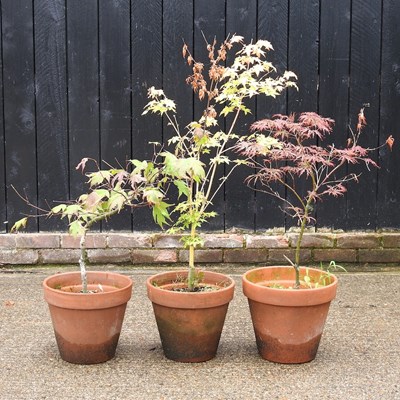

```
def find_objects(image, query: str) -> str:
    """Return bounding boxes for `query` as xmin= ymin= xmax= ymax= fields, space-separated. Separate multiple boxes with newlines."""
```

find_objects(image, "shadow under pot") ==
xmin=242 ymin=266 xmax=338 ymax=364
xmin=43 ymin=271 xmax=133 ymax=364
xmin=147 ymin=270 xmax=235 ymax=363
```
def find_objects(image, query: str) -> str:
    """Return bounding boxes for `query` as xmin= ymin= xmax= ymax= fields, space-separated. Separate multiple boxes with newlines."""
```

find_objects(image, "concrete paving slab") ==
xmin=0 ymin=268 xmax=399 ymax=400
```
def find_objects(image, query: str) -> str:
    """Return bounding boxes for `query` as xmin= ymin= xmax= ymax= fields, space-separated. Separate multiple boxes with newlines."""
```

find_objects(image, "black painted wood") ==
xmin=0 ymin=1 xmax=398 ymax=232
xmin=286 ymin=0 xmax=320 ymax=229
xmin=99 ymin=0 xmax=131 ymax=231
xmin=163 ymin=0 xmax=194 ymax=139
xmin=257 ymin=0 xmax=289 ymax=119
xmin=288 ymin=0 xmax=319 ymax=114
xmin=0 ymin=4 xmax=5 ymax=232
xmin=193 ymin=0 xmax=226 ymax=231
xmin=162 ymin=0 xmax=194 ymax=229
xmin=225 ymin=0 xmax=257 ymax=231
xmin=131 ymin=0 xmax=163 ymax=230
xmin=317 ymin=0 xmax=351 ymax=229
xmin=34 ymin=0 xmax=69 ymax=231
xmin=255 ymin=0 xmax=289 ymax=230
xmin=2 ymin=1 xmax=37 ymax=232
xmin=347 ymin=0 xmax=381 ymax=230
xmin=67 ymin=0 xmax=100 ymax=200
xmin=377 ymin=0 xmax=400 ymax=227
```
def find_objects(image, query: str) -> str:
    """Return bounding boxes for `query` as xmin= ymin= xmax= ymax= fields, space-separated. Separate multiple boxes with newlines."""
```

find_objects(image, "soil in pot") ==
xmin=43 ymin=271 xmax=133 ymax=364
xmin=243 ymin=266 xmax=338 ymax=364
xmin=147 ymin=270 xmax=235 ymax=363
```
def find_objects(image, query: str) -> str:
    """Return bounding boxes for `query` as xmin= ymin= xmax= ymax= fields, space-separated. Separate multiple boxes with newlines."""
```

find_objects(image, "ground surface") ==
xmin=0 ymin=267 xmax=399 ymax=400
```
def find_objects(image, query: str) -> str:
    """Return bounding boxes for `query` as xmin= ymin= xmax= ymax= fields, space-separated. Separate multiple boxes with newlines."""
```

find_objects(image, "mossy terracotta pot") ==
xmin=147 ymin=270 xmax=235 ymax=363
xmin=43 ymin=271 xmax=133 ymax=364
xmin=243 ymin=266 xmax=338 ymax=364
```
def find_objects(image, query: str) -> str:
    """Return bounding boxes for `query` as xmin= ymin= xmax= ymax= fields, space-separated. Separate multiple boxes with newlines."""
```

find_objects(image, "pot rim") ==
xmin=146 ymin=269 xmax=235 ymax=309
xmin=242 ymin=266 xmax=338 ymax=307
xmin=43 ymin=271 xmax=133 ymax=310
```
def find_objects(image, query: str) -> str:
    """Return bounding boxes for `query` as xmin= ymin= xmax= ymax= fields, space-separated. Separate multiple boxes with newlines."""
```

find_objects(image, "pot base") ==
xmin=152 ymin=302 xmax=229 ymax=363
xmin=44 ymin=271 xmax=132 ymax=365
xmin=54 ymin=330 xmax=120 ymax=364
xmin=243 ymin=266 xmax=337 ymax=364
xmin=254 ymin=318 xmax=322 ymax=364
xmin=147 ymin=270 xmax=235 ymax=363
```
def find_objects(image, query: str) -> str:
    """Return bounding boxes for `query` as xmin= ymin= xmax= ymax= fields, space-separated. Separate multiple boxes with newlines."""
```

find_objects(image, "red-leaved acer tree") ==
xmin=236 ymin=109 xmax=394 ymax=288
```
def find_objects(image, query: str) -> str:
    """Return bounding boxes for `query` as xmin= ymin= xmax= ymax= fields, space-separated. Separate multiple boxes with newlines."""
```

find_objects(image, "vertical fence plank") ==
xmin=286 ymin=0 xmax=320 ymax=230
xmin=225 ymin=0 xmax=257 ymax=231
xmin=162 ymin=0 xmax=194 ymax=232
xmin=256 ymin=0 xmax=289 ymax=230
xmin=194 ymin=0 xmax=226 ymax=230
xmin=163 ymin=0 xmax=194 ymax=137
xmin=347 ymin=0 xmax=381 ymax=230
xmin=0 ymin=5 xmax=5 ymax=232
xmin=257 ymin=0 xmax=289 ymax=117
xmin=317 ymin=0 xmax=351 ymax=229
xmin=288 ymin=0 xmax=319 ymax=113
xmin=377 ymin=0 xmax=400 ymax=228
xmin=2 ymin=1 xmax=36 ymax=232
xmin=34 ymin=0 xmax=68 ymax=230
xmin=67 ymin=0 xmax=99 ymax=200
xmin=131 ymin=0 xmax=163 ymax=230
xmin=99 ymin=0 xmax=131 ymax=230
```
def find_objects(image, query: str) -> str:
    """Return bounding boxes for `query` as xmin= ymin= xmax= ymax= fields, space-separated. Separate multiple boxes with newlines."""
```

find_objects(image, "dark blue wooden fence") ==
xmin=0 ymin=0 xmax=399 ymax=232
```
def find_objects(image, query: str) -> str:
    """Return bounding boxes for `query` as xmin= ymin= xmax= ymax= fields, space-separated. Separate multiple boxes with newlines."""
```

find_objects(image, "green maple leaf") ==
xmin=10 ymin=217 xmax=28 ymax=232
xmin=152 ymin=201 xmax=172 ymax=227
xmin=174 ymin=180 xmax=190 ymax=199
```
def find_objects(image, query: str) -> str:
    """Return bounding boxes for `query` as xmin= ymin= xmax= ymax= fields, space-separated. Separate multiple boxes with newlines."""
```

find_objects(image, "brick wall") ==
xmin=1 ymin=232 xmax=399 ymax=268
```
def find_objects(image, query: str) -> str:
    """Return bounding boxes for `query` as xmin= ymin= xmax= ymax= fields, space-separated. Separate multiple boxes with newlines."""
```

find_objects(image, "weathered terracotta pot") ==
xmin=43 ymin=271 xmax=133 ymax=364
xmin=243 ymin=266 xmax=338 ymax=364
xmin=147 ymin=270 xmax=235 ymax=363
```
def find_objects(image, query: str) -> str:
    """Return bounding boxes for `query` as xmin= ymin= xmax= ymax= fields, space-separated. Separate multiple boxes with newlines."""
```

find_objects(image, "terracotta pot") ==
xmin=43 ymin=271 xmax=133 ymax=364
xmin=147 ymin=270 xmax=235 ymax=363
xmin=242 ymin=266 xmax=338 ymax=364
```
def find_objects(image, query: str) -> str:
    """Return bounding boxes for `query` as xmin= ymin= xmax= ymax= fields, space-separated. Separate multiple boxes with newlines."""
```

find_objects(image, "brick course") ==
xmin=88 ymin=249 xmax=131 ymax=264
xmin=131 ymin=249 xmax=177 ymax=264
xmin=153 ymin=234 xmax=184 ymax=248
xmin=245 ymin=235 xmax=288 ymax=248
xmin=61 ymin=234 xmax=107 ymax=249
xmin=0 ymin=235 xmax=16 ymax=248
xmin=0 ymin=249 xmax=39 ymax=265
xmin=0 ymin=231 xmax=399 ymax=268
xmin=224 ymin=249 xmax=267 ymax=263
xmin=358 ymin=249 xmax=400 ymax=263
xmin=381 ymin=234 xmax=400 ymax=248
xmin=179 ymin=249 xmax=223 ymax=263
xmin=202 ymin=234 xmax=243 ymax=248
xmin=41 ymin=249 xmax=81 ymax=264
xmin=16 ymin=234 xmax=60 ymax=249
xmin=107 ymin=233 xmax=152 ymax=248
xmin=336 ymin=234 xmax=380 ymax=249
xmin=313 ymin=249 xmax=357 ymax=263
xmin=288 ymin=233 xmax=334 ymax=248
xmin=268 ymin=249 xmax=312 ymax=264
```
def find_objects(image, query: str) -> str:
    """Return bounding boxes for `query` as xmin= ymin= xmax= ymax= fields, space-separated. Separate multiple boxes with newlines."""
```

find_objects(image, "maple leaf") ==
xmin=230 ymin=35 xmax=244 ymax=44
xmin=76 ymin=157 xmax=89 ymax=173
xmin=357 ymin=108 xmax=367 ymax=131
xmin=111 ymin=170 xmax=128 ymax=187
xmin=10 ymin=217 xmax=28 ymax=232
xmin=182 ymin=43 xmax=188 ymax=59
xmin=386 ymin=135 xmax=394 ymax=151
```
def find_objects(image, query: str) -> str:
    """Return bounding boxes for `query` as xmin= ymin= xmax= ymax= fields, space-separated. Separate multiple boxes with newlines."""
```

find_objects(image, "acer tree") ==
xmin=143 ymin=35 xmax=296 ymax=290
xmin=236 ymin=109 xmax=394 ymax=288
xmin=11 ymin=156 xmax=168 ymax=292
